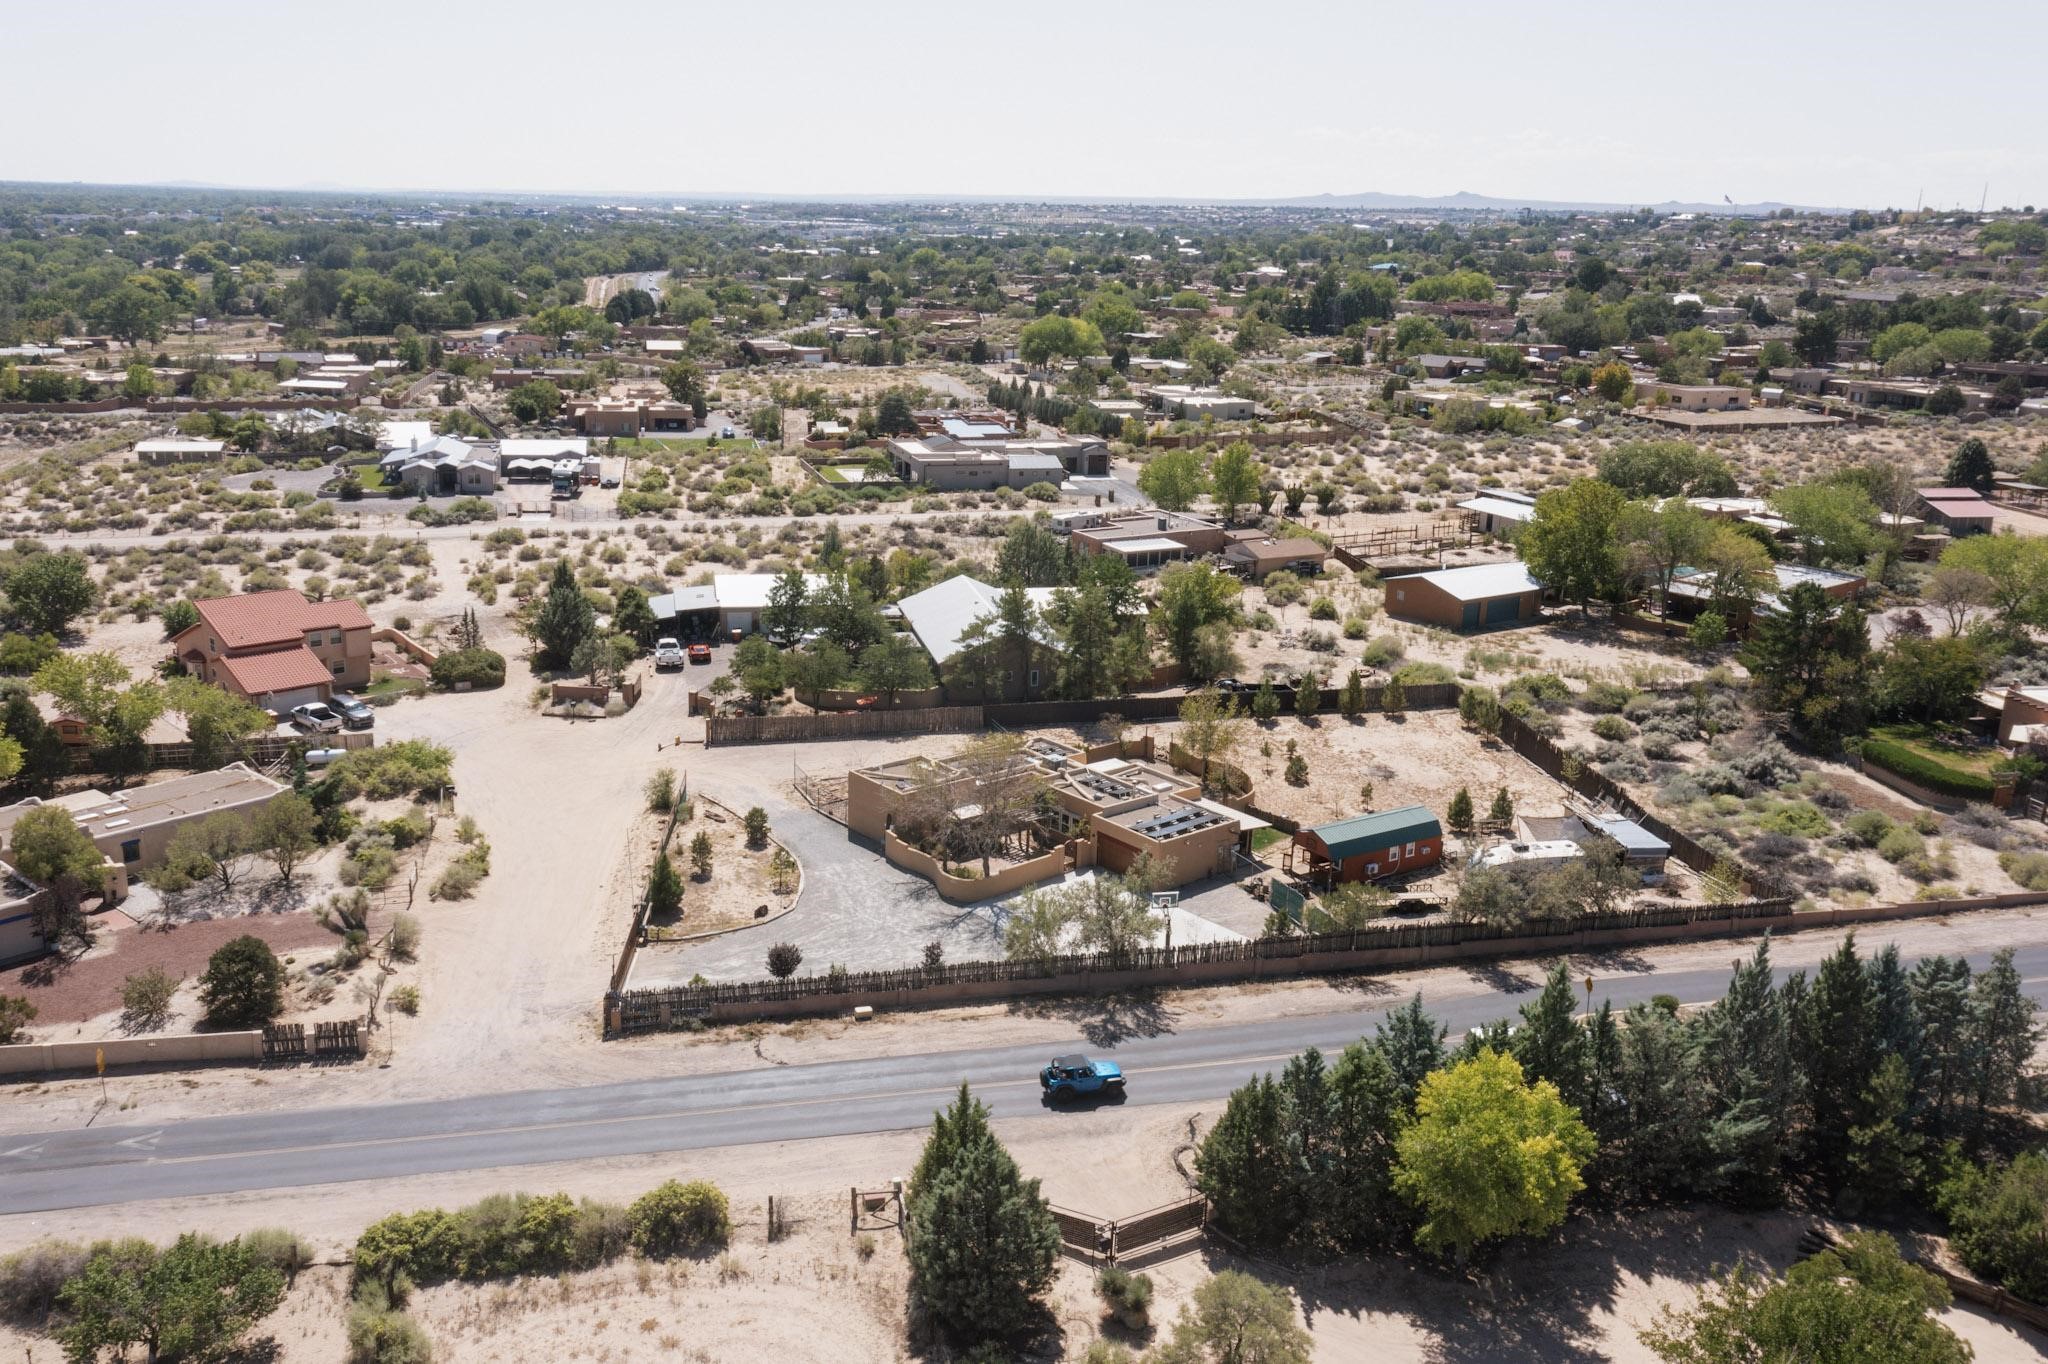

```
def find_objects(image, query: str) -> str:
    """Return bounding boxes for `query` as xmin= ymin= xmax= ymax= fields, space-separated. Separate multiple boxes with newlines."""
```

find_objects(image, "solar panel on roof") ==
xmin=1134 ymin=806 xmax=1227 ymax=839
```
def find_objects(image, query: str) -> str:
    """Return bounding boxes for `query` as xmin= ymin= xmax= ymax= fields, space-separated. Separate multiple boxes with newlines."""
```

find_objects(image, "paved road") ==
xmin=6 ymin=943 xmax=2044 ymax=1215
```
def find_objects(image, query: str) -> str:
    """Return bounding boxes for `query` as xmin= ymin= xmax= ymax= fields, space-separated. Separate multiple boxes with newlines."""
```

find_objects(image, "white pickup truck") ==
xmin=653 ymin=638 xmax=685 ymax=669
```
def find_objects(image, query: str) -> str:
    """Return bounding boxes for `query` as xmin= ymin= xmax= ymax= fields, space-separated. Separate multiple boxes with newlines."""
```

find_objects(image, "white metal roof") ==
xmin=1458 ymin=496 xmax=1538 ymax=522
xmin=895 ymin=576 xmax=1059 ymax=666
xmin=1415 ymin=560 xmax=1541 ymax=601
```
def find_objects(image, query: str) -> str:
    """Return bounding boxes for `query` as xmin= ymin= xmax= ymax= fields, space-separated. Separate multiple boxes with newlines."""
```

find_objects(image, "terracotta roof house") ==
xmin=171 ymin=590 xmax=372 ymax=711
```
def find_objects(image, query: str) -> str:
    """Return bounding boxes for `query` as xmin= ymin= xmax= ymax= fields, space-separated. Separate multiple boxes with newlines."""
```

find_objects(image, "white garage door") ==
xmin=261 ymin=685 xmax=326 ymax=713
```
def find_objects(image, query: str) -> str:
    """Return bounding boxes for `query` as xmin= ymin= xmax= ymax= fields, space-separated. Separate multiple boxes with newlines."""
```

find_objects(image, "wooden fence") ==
xmin=1489 ymin=707 xmax=1771 ymax=891
xmin=706 ymin=706 xmax=984 ymax=746
xmin=608 ymin=773 xmax=689 ymax=996
xmin=610 ymin=890 xmax=2048 ymax=1030
xmin=261 ymin=1020 xmax=362 ymax=1060
xmin=65 ymin=730 xmax=373 ymax=775
xmin=614 ymin=896 xmax=1797 ymax=1031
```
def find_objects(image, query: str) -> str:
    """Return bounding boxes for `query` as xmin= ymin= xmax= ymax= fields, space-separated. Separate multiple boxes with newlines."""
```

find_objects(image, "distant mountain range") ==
xmin=1265 ymin=190 xmax=1833 ymax=215
xmin=9 ymin=179 xmax=1844 ymax=216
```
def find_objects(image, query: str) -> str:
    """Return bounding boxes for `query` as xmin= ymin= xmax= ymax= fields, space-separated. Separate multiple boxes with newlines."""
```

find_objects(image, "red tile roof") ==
xmin=189 ymin=591 xmax=372 ymax=651
xmin=214 ymin=648 xmax=334 ymax=698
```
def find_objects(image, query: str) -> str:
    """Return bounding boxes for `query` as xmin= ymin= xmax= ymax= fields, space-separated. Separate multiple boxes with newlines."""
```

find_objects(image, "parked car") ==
xmin=653 ymin=638 xmax=686 ymax=669
xmin=600 ymin=476 xmax=620 ymax=489
xmin=687 ymin=643 xmax=713 ymax=664
xmin=720 ymin=425 xmax=736 ymax=439
xmin=327 ymin=692 xmax=375 ymax=730
xmin=1041 ymin=1054 xmax=1125 ymax=1102
xmin=290 ymin=702 xmax=343 ymax=734
xmin=1210 ymin=678 xmax=1247 ymax=694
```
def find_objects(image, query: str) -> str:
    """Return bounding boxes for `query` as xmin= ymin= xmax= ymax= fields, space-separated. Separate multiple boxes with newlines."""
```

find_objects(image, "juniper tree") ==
xmin=1695 ymin=938 xmax=1795 ymax=1204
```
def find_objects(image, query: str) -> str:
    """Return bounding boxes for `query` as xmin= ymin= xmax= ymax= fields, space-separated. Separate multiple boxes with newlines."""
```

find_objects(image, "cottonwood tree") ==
xmin=1520 ymin=479 xmax=1624 ymax=610
xmin=1177 ymin=688 xmax=1243 ymax=786
xmin=8 ymin=804 xmax=103 ymax=946
xmin=167 ymin=812 xmax=254 ymax=897
xmin=1642 ymin=1232 xmax=1969 ymax=1364
xmin=1393 ymin=1049 xmax=1595 ymax=1261
xmin=1137 ymin=447 xmax=1210 ymax=511
xmin=252 ymin=793 xmax=318 ymax=886
xmin=56 ymin=1234 xmax=285 ymax=1364
xmin=1209 ymin=442 xmax=1263 ymax=524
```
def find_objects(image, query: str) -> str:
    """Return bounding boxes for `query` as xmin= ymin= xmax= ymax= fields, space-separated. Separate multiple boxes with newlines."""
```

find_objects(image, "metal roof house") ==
xmin=1287 ymin=805 xmax=1443 ymax=886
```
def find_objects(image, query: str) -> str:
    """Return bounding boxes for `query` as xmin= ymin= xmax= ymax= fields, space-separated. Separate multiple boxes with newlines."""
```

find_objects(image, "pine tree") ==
xmin=1487 ymin=787 xmax=1515 ymax=828
xmin=1382 ymin=674 xmax=1407 ymax=717
xmin=1324 ymin=1042 xmax=1409 ymax=1250
xmin=1338 ymin=668 xmax=1366 ymax=719
xmin=1513 ymin=964 xmax=1591 ymax=1112
xmin=1608 ymin=1002 xmax=1709 ymax=1203
xmin=1250 ymin=678 xmax=1281 ymax=721
xmin=1802 ymin=935 xmax=1878 ymax=1176
xmin=1846 ymin=1054 xmax=1923 ymax=1212
xmin=1447 ymin=787 xmax=1474 ymax=835
xmin=1866 ymin=944 xmax=1926 ymax=1103
xmin=647 ymin=854 xmax=682 ymax=919
xmin=906 ymin=1085 xmax=1060 ymax=1340
xmin=1697 ymin=938 xmax=1794 ymax=1204
xmin=1196 ymin=1074 xmax=1293 ymax=1248
xmin=1374 ymin=994 xmax=1447 ymax=1106
xmin=532 ymin=559 xmax=595 ymax=668
xmin=1294 ymin=673 xmax=1319 ymax=720
xmin=1968 ymin=947 xmax=2041 ymax=1136
xmin=1909 ymin=954 xmax=1979 ymax=1138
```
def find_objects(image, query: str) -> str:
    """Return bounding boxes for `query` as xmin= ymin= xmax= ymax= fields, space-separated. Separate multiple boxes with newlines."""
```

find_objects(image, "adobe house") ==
xmin=1287 ymin=806 xmax=1443 ymax=886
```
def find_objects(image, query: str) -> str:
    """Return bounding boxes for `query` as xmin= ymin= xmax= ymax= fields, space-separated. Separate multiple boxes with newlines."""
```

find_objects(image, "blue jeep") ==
xmin=1041 ymin=1053 xmax=1125 ymax=1102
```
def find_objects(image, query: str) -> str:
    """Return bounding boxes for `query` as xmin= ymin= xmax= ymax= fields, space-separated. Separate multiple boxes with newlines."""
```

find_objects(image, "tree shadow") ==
xmin=1006 ymin=988 xmax=1181 ymax=1048
xmin=1574 ymin=946 xmax=1659 ymax=975
xmin=1326 ymin=973 xmax=1399 ymax=998
xmin=1460 ymin=959 xmax=1541 ymax=995
xmin=1278 ymin=1205 xmax=1804 ymax=1364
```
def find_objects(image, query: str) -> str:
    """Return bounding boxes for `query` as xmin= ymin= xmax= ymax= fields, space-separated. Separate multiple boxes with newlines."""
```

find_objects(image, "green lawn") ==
xmin=1870 ymin=724 xmax=1999 ymax=776
xmin=1251 ymin=826 xmax=1290 ymax=853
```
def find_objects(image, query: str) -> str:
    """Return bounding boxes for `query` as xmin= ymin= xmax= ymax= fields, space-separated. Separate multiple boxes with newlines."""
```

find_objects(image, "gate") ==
xmin=1049 ymin=1196 xmax=1207 ymax=1264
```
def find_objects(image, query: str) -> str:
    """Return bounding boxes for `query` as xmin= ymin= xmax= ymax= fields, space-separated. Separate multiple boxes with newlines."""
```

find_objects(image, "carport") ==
xmin=650 ymin=585 xmax=719 ymax=641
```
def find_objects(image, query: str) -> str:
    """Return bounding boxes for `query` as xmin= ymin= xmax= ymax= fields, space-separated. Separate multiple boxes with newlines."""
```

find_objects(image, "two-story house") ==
xmin=171 ymin=590 xmax=373 ymax=712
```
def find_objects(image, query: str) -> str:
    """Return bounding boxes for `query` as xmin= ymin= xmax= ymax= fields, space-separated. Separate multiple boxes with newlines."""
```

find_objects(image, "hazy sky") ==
xmin=8 ymin=0 xmax=2043 ymax=209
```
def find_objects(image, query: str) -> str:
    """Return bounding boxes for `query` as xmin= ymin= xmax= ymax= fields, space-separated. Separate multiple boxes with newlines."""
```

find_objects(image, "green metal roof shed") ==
xmin=1300 ymin=806 xmax=1443 ymax=861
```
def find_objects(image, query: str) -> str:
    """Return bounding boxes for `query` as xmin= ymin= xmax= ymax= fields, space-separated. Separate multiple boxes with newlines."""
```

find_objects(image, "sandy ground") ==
xmin=2 ymin=1107 xmax=2042 ymax=1364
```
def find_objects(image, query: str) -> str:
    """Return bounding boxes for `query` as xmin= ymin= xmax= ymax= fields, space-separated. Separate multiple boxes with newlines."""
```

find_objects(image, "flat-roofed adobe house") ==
xmin=172 ymin=590 xmax=372 ymax=711
xmin=0 ymin=764 xmax=286 ymax=897
xmin=1384 ymin=561 xmax=1542 ymax=630
xmin=1287 ymin=805 xmax=1443 ymax=886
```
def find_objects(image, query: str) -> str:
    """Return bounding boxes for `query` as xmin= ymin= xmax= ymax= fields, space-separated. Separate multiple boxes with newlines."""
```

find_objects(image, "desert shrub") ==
xmin=1842 ymin=810 xmax=1895 ymax=847
xmin=1308 ymin=596 xmax=1337 ymax=621
xmin=1301 ymin=627 xmax=1337 ymax=653
xmin=1747 ymin=831 xmax=1810 ymax=861
xmin=431 ymin=843 xmax=490 ymax=900
xmin=1724 ymin=737 xmax=1801 ymax=790
xmin=1592 ymin=715 xmax=1633 ymax=742
xmin=1949 ymin=807 xmax=2013 ymax=850
xmin=1759 ymin=801 xmax=1832 ymax=838
xmin=1877 ymin=826 xmax=1925 ymax=863
xmin=2000 ymin=850 xmax=2048 ymax=891
xmin=645 ymin=769 xmax=677 ymax=814
xmin=1578 ymin=681 xmax=1636 ymax=713
xmin=1096 ymin=1266 xmax=1155 ymax=1330
xmin=324 ymin=741 xmax=454 ymax=801
xmin=627 ymin=1180 xmax=731 ymax=1258
xmin=1360 ymin=635 xmax=1404 ymax=669
xmin=0 ymin=1241 xmax=88 ymax=1325
xmin=390 ymin=984 xmax=421 ymax=1015
xmin=346 ymin=1304 xmax=433 ymax=1364
xmin=1343 ymin=616 xmax=1370 ymax=639
xmin=429 ymin=647 xmax=505 ymax=690
xmin=1392 ymin=660 xmax=1454 ymax=686
xmin=241 ymin=1228 xmax=314 ymax=1284
xmin=1835 ymin=869 xmax=1880 ymax=895
xmin=119 ymin=967 xmax=179 ymax=1029
xmin=382 ymin=811 xmax=431 ymax=850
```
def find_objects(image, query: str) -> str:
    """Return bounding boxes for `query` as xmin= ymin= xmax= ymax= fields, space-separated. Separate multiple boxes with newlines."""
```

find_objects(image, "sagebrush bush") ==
xmin=0 ymin=1241 xmax=88 ymax=1325
xmin=628 ymin=1180 xmax=730 ymax=1258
